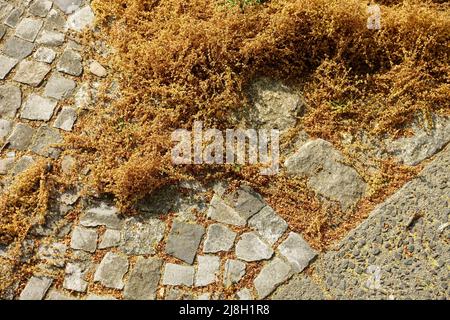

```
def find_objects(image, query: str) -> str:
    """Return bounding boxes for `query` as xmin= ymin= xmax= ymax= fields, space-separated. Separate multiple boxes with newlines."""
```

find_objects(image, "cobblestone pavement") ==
xmin=0 ymin=0 xmax=448 ymax=300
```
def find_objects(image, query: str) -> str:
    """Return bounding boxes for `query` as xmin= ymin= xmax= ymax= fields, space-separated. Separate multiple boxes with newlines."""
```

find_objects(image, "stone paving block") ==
xmin=98 ymin=229 xmax=120 ymax=249
xmin=54 ymin=106 xmax=77 ymax=131
xmin=30 ymin=125 xmax=62 ymax=158
xmin=15 ymin=17 xmax=43 ymax=42
xmin=19 ymin=276 xmax=53 ymax=300
xmin=53 ymin=0 xmax=82 ymax=14
xmin=57 ymin=49 xmax=82 ymax=76
xmin=66 ymin=5 xmax=94 ymax=31
xmin=0 ymin=155 xmax=14 ymax=175
xmin=120 ymin=217 xmax=165 ymax=255
xmin=203 ymin=223 xmax=236 ymax=253
xmin=162 ymin=263 xmax=195 ymax=286
xmin=235 ymin=232 xmax=274 ymax=262
xmin=70 ymin=226 xmax=98 ymax=253
xmin=12 ymin=155 xmax=35 ymax=175
xmin=7 ymin=123 xmax=34 ymax=151
xmin=207 ymin=194 xmax=246 ymax=226
xmin=224 ymin=186 xmax=266 ymax=220
xmin=248 ymin=206 xmax=288 ymax=245
xmin=0 ymin=119 xmax=12 ymax=142
xmin=44 ymin=73 xmax=76 ymax=100
xmin=0 ymin=2 xmax=13 ymax=21
xmin=124 ymin=257 xmax=162 ymax=300
xmin=285 ymin=139 xmax=367 ymax=211
xmin=44 ymin=8 xmax=66 ymax=31
xmin=20 ymin=94 xmax=57 ymax=121
xmin=223 ymin=259 xmax=246 ymax=288
xmin=13 ymin=60 xmax=51 ymax=87
xmin=94 ymin=252 xmax=129 ymax=290
xmin=0 ymin=84 xmax=21 ymax=118
xmin=2 ymin=37 xmax=34 ymax=60
xmin=33 ymin=47 xmax=56 ymax=63
xmin=4 ymin=7 xmax=24 ymax=28
xmin=277 ymin=232 xmax=317 ymax=273
xmin=195 ymin=255 xmax=220 ymax=287
xmin=29 ymin=0 xmax=53 ymax=17
xmin=36 ymin=30 xmax=65 ymax=46
xmin=63 ymin=262 xmax=88 ymax=292
xmin=0 ymin=25 xmax=6 ymax=39
xmin=0 ymin=54 xmax=18 ymax=80
xmin=165 ymin=220 xmax=205 ymax=264
xmin=80 ymin=203 xmax=121 ymax=229
xmin=254 ymin=257 xmax=292 ymax=299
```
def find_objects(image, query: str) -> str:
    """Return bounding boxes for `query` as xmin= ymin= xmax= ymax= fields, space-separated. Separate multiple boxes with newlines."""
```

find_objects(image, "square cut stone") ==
xmin=165 ymin=220 xmax=205 ymax=264
xmin=162 ymin=263 xmax=194 ymax=286
xmin=15 ymin=17 xmax=43 ymax=42
xmin=0 ymin=84 xmax=21 ymax=119
xmin=248 ymin=206 xmax=288 ymax=245
xmin=21 ymin=94 xmax=57 ymax=121
xmin=36 ymin=30 xmax=65 ymax=46
xmin=44 ymin=73 xmax=76 ymax=100
xmin=70 ymin=226 xmax=97 ymax=253
xmin=19 ymin=276 xmax=53 ymax=300
xmin=7 ymin=123 xmax=34 ymax=151
xmin=94 ymin=252 xmax=128 ymax=289
xmin=13 ymin=60 xmax=51 ymax=87
xmin=57 ymin=49 xmax=82 ymax=76
xmin=54 ymin=107 xmax=77 ymax=131
xmin=33 ymin=47 xmax=56 ymax=63
xmin=30 ymin=126 xmax=62 ymax=159
xmin=2 ymin=37 xmax=35 ymax=60
xmin=0 ymin=54 xmax=18 ymax=79
xmin=277 ymin=232 xmax=317 ymax=273
xmin=4 ymin=7 xmax=24 ymax=28
xmin=29 ymin=0 xmax=53 ymax=18
xmin=203 ymin=223 xmax=236 ymax=253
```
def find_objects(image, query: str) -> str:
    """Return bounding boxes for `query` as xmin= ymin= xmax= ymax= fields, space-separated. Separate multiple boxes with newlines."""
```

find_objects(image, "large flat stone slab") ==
xmin=285 ymin=139 xmax=366 ymax=211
